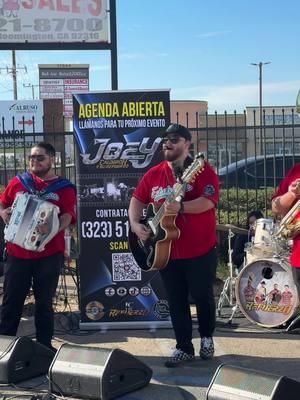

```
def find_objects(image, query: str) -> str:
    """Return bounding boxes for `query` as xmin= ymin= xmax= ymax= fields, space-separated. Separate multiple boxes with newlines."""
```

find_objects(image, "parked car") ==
xmin=218 ymin=154 xmax=300 ymax=189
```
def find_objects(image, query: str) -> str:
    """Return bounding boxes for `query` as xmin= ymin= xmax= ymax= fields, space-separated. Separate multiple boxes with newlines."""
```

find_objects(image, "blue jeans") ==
xmin=160 ymin=247 xmax=217 ymax=354
xmin=0 ymin=253 xmax=63 ymax=348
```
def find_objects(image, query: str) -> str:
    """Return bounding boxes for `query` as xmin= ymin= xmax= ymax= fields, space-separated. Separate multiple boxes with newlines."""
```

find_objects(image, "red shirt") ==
xmin=280 ymin=291 xmax=293 ymax=305
xmin=272 ymin=163 xmax=300 ymax=268
xmin=0 ymin=174 xmax=77 ymax=259
xmin=133 ymin=160 xmax=219 ymax=259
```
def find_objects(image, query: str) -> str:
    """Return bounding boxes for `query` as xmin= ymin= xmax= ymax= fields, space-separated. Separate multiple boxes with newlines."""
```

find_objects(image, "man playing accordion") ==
xmin=0 ymin=142 xmax=76 ymax=352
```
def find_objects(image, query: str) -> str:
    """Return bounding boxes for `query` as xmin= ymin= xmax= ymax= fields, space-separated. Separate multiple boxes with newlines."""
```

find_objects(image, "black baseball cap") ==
xmin=162 ymin=123 xmax=192 ymax=141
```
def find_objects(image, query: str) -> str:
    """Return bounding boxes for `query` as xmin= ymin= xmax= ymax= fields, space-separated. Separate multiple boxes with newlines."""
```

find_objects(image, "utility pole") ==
xmin=23 ymin=83 xmax=39 ymax=99
xmin=0 ymin=50 xmax=27 ymax=100
xmin=251 ymin=61 xmax=271 ymax=153
xmin=12 ymin=50 xmax=17 ymax=100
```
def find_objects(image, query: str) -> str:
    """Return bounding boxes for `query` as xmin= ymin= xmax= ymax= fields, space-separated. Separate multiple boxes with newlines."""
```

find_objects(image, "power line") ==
xmin=23 ymin=83 xmax=39 ymax=99
xmin=0 ymin=50 xmax=27 ymax=100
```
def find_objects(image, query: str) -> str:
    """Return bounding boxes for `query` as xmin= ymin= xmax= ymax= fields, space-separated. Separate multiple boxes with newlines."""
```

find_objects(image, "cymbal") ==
xmin=216 ymin=224 xmax=248 ymax=235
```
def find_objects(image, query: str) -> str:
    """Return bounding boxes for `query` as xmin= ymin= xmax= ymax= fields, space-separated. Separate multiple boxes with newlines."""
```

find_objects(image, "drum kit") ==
xmin=217 ymin=218 xmax=300 ymax=331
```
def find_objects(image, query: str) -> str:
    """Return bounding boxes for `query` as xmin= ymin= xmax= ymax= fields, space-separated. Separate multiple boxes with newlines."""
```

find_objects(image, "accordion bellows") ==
xmin=4 ymin=193 xmax=60 ymax=252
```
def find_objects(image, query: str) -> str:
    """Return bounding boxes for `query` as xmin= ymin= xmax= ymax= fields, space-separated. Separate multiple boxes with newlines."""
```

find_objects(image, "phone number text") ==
xmin=81 ymin=220 xmax=130 ymax=239
xmin=0 ymin=18 xmax=102 ymax=33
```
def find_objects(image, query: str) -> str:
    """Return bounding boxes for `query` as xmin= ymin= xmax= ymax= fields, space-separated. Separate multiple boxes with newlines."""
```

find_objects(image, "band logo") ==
xmin=81 ymin=138 xmax=162 ymax=169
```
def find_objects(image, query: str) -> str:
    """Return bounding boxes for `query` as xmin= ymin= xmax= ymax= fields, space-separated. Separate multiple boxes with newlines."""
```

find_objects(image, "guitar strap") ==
xmin=183 ymin=155 xmax=194 ymax=169
xmin=178 ymin=156 xmax=194 ymax=198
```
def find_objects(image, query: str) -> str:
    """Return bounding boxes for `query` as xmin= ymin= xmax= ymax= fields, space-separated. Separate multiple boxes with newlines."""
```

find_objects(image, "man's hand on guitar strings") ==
xmin=131 ymin=222 xmax=151 ymax=241
xmin=164 ymin=199 xmax=181 ymax=215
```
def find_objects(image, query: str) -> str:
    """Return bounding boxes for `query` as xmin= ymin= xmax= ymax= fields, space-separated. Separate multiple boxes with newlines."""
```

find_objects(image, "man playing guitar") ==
xmin=128 ymin=124 xmax=219 ymax=367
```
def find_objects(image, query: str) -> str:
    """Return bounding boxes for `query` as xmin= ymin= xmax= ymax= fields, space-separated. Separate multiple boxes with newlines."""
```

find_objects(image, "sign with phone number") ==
xmin=0 ymin=0 xmax=108 ymax=43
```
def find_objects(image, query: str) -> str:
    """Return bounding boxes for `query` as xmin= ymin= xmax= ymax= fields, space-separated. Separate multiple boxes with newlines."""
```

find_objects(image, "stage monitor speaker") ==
xmin=206 ymin=364 xmax=300 ymax=400
xmin=49 ymin=343 xmax=153 ymax=400
xmin=0 ymin=335 xmax=55 ymax=383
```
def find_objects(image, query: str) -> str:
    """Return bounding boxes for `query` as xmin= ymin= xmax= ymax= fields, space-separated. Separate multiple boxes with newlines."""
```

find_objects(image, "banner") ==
xmin=0 ymin=0 xmax=108 ymax=44
xmin=73 ymin=90 xmax=172 ymax=329
xmin=0 ymin=100 xmax=44 ymax=151
xmin=0 ymin=100 xmax=43 ymax=133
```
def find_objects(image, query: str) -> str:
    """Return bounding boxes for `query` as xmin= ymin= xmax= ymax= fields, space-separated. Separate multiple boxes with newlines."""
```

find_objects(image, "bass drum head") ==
xmin=236 ymin=258 xmax=299 ymax=328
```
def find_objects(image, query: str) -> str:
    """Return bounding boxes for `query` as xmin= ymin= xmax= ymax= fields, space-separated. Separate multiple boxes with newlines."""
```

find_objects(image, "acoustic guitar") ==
xmin=128 ymin=153 xmax=205 ymax=271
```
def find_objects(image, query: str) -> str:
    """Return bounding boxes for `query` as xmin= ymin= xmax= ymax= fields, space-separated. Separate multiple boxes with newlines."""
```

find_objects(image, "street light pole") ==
xmin=251 ymin=61 xmax=271 ymax=153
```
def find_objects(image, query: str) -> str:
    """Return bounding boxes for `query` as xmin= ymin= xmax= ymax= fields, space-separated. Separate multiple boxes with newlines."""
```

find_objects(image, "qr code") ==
xmin=112 ymin=253 xmax=142 ymax=282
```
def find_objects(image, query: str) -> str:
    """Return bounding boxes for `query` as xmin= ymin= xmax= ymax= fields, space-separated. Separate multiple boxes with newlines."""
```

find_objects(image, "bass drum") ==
xmin=236 ymin=258 xmax=299 ymax=328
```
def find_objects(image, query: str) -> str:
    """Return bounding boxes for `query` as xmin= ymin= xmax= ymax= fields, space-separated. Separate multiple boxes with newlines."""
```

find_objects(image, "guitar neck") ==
xmin=151 ymin=182 xmax=184 ymax=227
xmin=149 ymin=153 xmax=204 ymax=230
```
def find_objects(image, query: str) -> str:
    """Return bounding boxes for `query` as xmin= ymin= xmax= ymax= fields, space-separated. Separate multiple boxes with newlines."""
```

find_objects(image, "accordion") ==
xmin=4 ymin=193 xmax=60 ymax=252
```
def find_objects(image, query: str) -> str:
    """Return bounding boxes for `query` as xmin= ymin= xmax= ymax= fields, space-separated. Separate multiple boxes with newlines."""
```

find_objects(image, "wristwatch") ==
xmin=175 ymin=196 xmax=184 ymax=214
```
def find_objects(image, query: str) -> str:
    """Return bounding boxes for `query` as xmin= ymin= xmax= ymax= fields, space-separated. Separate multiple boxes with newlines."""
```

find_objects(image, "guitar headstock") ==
xmin=182 ymin=153 xmax=205 ymax=183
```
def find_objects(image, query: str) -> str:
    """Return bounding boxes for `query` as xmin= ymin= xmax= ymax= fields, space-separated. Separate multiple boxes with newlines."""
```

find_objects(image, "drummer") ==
xmin=232 ymin=210 xmax=264 ymax=272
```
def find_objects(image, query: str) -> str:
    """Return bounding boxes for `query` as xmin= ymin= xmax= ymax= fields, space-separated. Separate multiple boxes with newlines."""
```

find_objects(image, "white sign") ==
xmin=39 ymin=64 xmax=89 ymax=117
xmin=0 ymin=100 xmax=44 ymax=134
xmin=0 ymin=0 xmax=108 ymax=44
xmin=40 ymin=79 xmax=64 ymax=86
xmin=40 ymin=85 xmax=64 ymax=93
xmin=40 ymin=92 xmax=64 ymax=99
xmin=64 ymin=99 xmax=73 ymax=105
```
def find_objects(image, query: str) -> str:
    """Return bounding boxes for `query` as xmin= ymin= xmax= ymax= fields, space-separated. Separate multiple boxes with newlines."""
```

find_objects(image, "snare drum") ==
xmin=236 ymin=258 xmax=299 ymax=327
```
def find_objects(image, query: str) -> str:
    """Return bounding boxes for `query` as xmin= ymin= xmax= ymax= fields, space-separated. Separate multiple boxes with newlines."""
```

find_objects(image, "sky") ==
xmin=0 ymin=0 xmax=300 ymax=113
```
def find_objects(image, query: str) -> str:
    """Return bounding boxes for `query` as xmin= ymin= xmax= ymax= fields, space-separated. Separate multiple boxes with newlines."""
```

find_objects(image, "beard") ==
xmin=163 ymin=147 xmax=183 ymax=162
xmin=30 ymin=165 xmax=52 ymax=178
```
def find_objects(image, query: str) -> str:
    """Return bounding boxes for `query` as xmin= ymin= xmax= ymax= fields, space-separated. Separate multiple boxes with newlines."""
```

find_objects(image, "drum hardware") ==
xmin=217 ymin=226 xmax=245 ymax=319
xmin=54 ymin=232 xmax=80 ymax=311
xmin=227 ymin=303 xmax=240 ymax=324
xmin=54 ymin=258 xmax=80 ymax=312
xmin=286 ymin=313 xmax=300 ymax=332
xmin=216 ymin=224 xmax=248 ymax=236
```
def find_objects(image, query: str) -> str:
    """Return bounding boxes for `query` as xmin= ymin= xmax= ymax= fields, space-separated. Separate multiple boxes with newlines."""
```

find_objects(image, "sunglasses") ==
xmin=162 ymin=136 xmax=183 ymax=144
xmin=28 ymin=154 xmax=48 ymax=162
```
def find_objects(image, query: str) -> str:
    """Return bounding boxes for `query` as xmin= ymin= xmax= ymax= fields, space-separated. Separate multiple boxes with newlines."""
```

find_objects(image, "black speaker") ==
xmin=49 ymin=343 xmax=153 ymax=400
xmin=0 ymin=335 xmax=55 ymax=383
xmin=206 ymin=364 xmax=300 ymax=400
